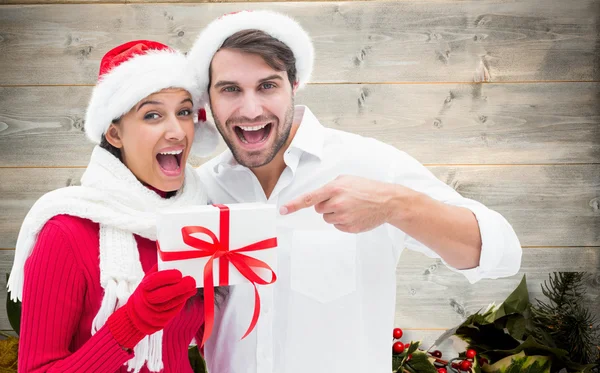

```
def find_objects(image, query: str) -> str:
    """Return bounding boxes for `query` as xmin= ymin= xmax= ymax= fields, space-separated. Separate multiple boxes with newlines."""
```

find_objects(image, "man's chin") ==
xmin=237 ymin=157 xmax=271 ymax=169
xmin=233 ymin=150 xmax=273 ymax=169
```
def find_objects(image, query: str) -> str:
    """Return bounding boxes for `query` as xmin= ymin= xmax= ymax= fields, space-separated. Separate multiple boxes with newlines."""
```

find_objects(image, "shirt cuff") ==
xmin=446 ymin=203 xmax=522 ymax=284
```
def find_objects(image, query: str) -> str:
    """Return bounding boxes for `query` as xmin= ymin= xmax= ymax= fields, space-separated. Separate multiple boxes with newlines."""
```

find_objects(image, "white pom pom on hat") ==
xmin=84 ymin=40 xmax=219 ymax=157
xmin=187 ymin=10 xmax=314 ymax=92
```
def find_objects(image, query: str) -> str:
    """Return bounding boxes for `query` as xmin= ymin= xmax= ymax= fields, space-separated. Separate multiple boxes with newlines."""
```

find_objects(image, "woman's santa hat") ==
xmin=187 ymin=10 xmax=314 ymax=91
xmin=84 ymin=40 xmax=219 ymax=156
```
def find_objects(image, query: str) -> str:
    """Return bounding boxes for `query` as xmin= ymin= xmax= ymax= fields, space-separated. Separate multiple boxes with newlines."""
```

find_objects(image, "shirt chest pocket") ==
xmin=290 ymin=229 xmax=357 ymax=303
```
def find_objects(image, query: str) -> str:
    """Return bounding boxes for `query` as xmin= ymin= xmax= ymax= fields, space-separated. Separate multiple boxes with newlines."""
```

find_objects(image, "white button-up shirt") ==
xmin=198 ymin=106 xmax=522 ymax=373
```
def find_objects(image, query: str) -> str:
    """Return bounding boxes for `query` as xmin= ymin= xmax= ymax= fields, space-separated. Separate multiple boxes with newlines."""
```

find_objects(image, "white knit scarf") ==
xmin=7 ymin=146 xmax=208 ymax=372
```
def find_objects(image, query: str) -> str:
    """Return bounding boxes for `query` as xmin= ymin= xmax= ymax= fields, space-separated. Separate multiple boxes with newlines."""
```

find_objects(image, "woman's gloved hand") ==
xmin=107 ymin=265 xmax=197 ymax=349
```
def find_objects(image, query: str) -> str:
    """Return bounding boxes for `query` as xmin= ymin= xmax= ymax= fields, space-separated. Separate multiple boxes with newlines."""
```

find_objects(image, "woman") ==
xmin=7 ymin=40 xmax=220 ymax=373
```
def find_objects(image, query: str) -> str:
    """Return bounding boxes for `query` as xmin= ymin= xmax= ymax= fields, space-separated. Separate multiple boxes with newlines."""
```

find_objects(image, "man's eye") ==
xmin=179 ymin=109 xmax=192 ymax=116
xmin=223 ymin=86 xmax=240 ymax=92
xmin=261 ymin=83 xmax=275 ymax=90
xmin=144 ymin=113 xmax=160 ymax=120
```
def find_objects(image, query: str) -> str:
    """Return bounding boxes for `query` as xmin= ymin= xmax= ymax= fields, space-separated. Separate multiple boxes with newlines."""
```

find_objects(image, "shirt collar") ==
xmin=287 ymin=105 xmax=324 ymax=161
xmin=213 ymin=105 xmax=324 ymax=173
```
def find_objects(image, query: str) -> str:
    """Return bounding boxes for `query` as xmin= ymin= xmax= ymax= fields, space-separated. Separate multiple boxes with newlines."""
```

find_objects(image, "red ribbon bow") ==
xmin=157 ymin=204 xmax=277 ymax=346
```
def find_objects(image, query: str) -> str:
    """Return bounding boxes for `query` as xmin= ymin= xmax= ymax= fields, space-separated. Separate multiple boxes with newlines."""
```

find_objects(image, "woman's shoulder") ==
xmin=46 ymin=214 xmax=99 ymax=231
xmin=41 ymin=215 xmax=100 ymax=245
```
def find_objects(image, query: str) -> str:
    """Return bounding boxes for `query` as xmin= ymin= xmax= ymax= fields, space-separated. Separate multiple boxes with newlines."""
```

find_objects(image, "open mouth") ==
xmin=156 ymin=149 xmax=183 ymax=176
xmin=234 ymin=123 xmax=272 ymax=146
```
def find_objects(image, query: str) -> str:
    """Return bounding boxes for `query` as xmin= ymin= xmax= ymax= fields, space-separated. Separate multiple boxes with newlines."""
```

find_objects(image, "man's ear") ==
xmin=292 ymin=81 xmax=300 ymax=96
xmin=104 ymin=123 xmax=123 ymax=149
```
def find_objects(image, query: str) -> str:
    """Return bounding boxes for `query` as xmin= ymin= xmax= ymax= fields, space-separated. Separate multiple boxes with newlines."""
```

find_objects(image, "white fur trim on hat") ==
xmin=187 ymin=10 xmax=314 ymax=92
xmin=84 ymin=49 xmax=218 ymax=156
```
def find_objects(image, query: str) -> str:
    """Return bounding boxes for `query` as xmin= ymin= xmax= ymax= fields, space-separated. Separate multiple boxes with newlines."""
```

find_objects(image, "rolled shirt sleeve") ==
xmin=384 ymin=146 xmax=522 ymax=283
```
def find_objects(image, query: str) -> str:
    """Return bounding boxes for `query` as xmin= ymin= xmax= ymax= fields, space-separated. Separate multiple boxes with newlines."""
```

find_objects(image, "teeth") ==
xmin=239 ymin=124 xmax=267 ymax=131
xmin=158 ymin=150 xmax=183 ymax=155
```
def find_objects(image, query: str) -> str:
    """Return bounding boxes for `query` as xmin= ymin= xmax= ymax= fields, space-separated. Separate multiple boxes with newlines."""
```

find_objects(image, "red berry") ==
xmin=404 ymin=343 xmax=411 ymax=350
xmin=460 ymin=359 xmax=472 ymax=371
xmin=393 ymin=328 xmax=403 ymax=339
xmin=407 ymin=354 xmax=412 ymax=361
xmin=466 ymin=349 xmax=477 ymax=359
xmin=479 ymin=357 xmax=489 ymax=365
xmin=431 ymin=350 xmax=442 ymax=358
xmin=437 ymin=368 xmax=447 ymax=373
xmin=451 ymin=362 xmax=460 ymax=369
xmin=392 ymin=341 xmax=405 ymax=354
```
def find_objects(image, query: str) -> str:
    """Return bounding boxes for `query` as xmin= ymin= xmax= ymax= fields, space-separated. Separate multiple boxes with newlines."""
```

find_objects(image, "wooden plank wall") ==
xmin=0 ymin=0 xmax=599 ymax=355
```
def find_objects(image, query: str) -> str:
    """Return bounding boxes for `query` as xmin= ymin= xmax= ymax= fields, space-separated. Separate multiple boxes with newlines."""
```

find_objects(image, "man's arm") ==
xmin=281 ymin=147 xmax=522 ymax=282
xmin=385 ymin=184 xmax=482 ymax=270
xmin=280 ymin=175 xmax=481 ymax=269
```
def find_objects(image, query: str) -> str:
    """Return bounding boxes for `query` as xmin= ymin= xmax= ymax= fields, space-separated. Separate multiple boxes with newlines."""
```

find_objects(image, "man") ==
xmin=188 ymin=10 xmax=522 ymax=373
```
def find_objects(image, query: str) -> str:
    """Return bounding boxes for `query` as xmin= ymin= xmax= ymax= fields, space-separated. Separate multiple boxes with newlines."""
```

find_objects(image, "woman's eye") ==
xmin=179 ymin=109 xmax=192 ymax=116
xmin=144 ymin=112 xmax=160 ymax=120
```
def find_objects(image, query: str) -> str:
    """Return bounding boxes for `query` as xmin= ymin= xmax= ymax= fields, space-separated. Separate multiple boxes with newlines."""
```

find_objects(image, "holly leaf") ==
xmin=406 ymin=341 xmax=420 ymax=355
xmin=392 ymin=354 xmax=404 ymax=371
xmin=405 ymin=351 xmax=437 ymax=373
xmin=491 ymin=275 xmax=530 ymax=321
xmin=455 ymin=322 xmax=521 ymax=352
xmin=188 ymin=346 xmax=207 ymax=373
xmin=499 ymin=314 xmax=527 ymax=341
xmin=482 ymin=351 xmax=551 ymax=373
xmin=484 ymin=336 xmax=596 ymax=373
xmin=458 ymin=276 xmax=529 ymax=333
xmin=473 ymin=356 xmax=483 ymax=373
xmin=5 ymin=274 xmax=21 ymax=336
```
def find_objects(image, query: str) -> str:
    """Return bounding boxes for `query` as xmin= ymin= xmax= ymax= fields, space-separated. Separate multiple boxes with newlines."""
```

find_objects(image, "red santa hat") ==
xmin=84 ymin=40 xmax=219 ymax=156
xmin=187 ymin=10 xmax=314 ymax=91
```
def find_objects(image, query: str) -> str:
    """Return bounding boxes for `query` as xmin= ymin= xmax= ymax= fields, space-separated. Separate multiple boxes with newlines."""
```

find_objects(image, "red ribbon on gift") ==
xmin=157 ymin=204 xmax=277 ymax=346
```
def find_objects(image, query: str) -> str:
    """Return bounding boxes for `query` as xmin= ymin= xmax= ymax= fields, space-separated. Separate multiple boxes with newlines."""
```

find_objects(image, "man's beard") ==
xmin=211 ymin=98 xmax=295 ymax=169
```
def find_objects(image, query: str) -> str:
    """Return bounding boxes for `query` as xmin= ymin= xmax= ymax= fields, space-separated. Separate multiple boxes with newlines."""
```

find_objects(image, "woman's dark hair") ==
xmin=99 ymin=119 xmax=123 ymax=161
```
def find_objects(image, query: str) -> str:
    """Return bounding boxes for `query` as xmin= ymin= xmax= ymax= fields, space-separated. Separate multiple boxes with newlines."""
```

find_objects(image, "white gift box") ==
xmin=157 ymin=203 xmax=278 ymax=288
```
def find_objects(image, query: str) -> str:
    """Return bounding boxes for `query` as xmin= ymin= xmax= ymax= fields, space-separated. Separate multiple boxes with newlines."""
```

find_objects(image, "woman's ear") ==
xmin=105 ymin=123 xmax=123 ymax=149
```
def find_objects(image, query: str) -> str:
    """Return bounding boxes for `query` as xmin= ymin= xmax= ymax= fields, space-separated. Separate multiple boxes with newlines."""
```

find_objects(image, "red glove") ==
xmin=107 ymin=265 xmax=197 ymax=350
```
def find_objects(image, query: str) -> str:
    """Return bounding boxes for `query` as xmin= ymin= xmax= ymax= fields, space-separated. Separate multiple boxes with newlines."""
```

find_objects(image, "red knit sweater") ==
xmin=18 ymin=214 xmax=205 ymax=373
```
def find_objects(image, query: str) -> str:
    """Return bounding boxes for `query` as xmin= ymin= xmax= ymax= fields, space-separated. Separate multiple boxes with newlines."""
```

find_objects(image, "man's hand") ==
xmin=280 ymin=175 xmax=409 ymax=233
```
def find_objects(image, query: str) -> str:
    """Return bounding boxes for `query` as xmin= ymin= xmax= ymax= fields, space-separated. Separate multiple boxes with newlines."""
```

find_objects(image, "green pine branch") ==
xmin=530 ymin=273 xmax=600 ymax=367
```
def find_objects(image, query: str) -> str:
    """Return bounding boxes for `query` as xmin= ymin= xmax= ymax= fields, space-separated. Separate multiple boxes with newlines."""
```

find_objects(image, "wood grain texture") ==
xmin=0 ymin=86 xmax=93 ymax=167
xmin=0 ymin=1 xmax=598 ymax=84
xmin=1 ymin=83 xmax=598 ymax=167
xmin=0 ymin=0 xmax=361 ymax=3
xmin=0 ymin=168 xmax=84 ymax=250
xmin=429 ymin=165 xmax=600 ymax=247
xmin=394 ymin=248 xmax=600 ymax=328
xmin=0 ymin=248 xmax=597 ymax=331
xmin=1 ymin=165 xmax=599 ymax=248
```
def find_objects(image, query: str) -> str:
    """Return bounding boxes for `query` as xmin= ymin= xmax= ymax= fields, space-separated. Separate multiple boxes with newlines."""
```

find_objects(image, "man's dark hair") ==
xmin=209 ymin=29 xmax=297 ymax=88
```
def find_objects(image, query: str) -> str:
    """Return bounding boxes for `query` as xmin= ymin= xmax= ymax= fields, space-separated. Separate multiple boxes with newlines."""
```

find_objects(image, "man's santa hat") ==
xmin=187 ymin=10 xmax=314 ymax=91
xmin=84 ymin=40 xmax=219 ymax=156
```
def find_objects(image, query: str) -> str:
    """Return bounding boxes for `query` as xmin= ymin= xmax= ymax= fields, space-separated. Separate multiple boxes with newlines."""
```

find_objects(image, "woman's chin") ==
xmin=155 ymin=177 xmax=184 ymax=193
xmin=145 ymin=171 xmax=185 ymax=194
